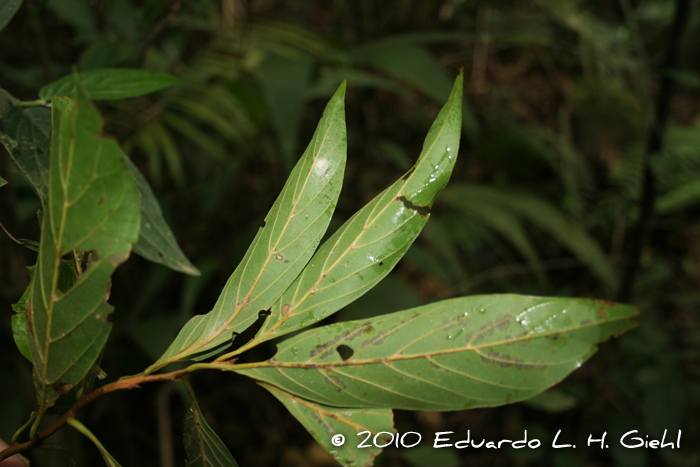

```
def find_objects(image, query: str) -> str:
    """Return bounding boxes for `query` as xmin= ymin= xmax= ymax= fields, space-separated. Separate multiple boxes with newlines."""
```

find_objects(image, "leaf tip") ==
xmin=335 ymin=80 xmax=347 ymax=99
xmin=182 ymin=264 xmax=202 ymax=276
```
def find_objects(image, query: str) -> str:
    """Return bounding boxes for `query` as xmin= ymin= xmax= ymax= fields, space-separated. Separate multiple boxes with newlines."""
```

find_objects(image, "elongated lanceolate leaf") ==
xmin=39 ymin=68 xmax=182 ymax=101
xmin=234 ymin=72 xmax=463 ymax=353
xmin=184 ymin=387 xmax=239 ymax=467
xmin=262 ymin=383 xmax=393 ymax=467
xmin=3 ymin=106 xmax=51 ymax=203
xmin=125 ymin=156 xmax=200 ymax=276
xmin=26 ymin=80 xmax=140 ymax=406
xmin=147 ymin=83 xmax=348 ymax=372
xmin=236 ymin=295 xmax=637 ymax=410
xmin=0 ymin=173 xmax=6 ymax=187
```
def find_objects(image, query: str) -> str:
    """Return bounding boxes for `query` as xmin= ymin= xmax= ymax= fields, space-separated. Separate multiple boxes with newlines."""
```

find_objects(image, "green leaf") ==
xmin=0 ymin=173 xmax=6 ymax=187
xmin=39 ymin=68 xmax=182 ymax=101
xmin=12 ymin=314 xmax=31 ymax=361
xmin=184 ymin=385 xmax=239 ymax=467
xmin=0 ymin=0 xmax=23 ymax=33
xmin=240 ymin=72 xmax=463 ymax=350
xmin=3 ymin=106 xmax=51 ymax=203
xmin=440 ymin=187 xmax=546 ymax=284
xmin=656 ymin=179 xmax=700 ymax=214
xmin=262 ymin=383 xmax=394 ymax=467
xmin=11 ymin=265 xmax=36 ymax=362
xmin=147 ymin=122 xmax=186 ymax=188
xmin=124 ymin=156 xmax=200 ymax=276
xmin=26 ymin=78 xmax=141 ymax=407
xmin=147 ymin=82 xmax=348 ymax=372
xmin=160 ymin=111 xmax=225 ymax=160
xmin=236 ymin=295 xmax=637 ymax=410
xmin=442 ymin=185 xmax=617 ymax=289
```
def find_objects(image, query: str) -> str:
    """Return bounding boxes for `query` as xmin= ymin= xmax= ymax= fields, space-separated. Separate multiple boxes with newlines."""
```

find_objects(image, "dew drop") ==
xmin=434 ymin=165 xmax=439 ymax=169
xmin=429 ymin=177 xmax=436 ymax=182
xmin=446 ymin=147 xmax=451 ymax=152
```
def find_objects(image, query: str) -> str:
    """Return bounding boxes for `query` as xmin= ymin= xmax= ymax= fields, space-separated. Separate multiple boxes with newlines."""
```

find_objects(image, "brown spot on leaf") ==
xmin=25 ymin=300 xmax=34 ymax=335
xmin=598 ymin=299 xmax=617 ymax=307
xmin=323 ymin=373 xmax=347 ymax=392
xmin=107 ymin=250 xmax=130 ymax=267
xmin=481 ymin=351 xmax=537 ymax=370
xmin=362 ymin=330 xmax=389 ymax=347
xmin=51 ymin=381 xmax=74 ymax=395
xmin=599 ymin=308 xmax=608 ymax=321
xmin=281 ymin=304 xmax=291 ymax=316
xmin=496 ymin=316 xmax=511 ymax=330
xmin=97 ymin=197 xmax=104 ymax=206
xmin=310 ymin=327 xmax=369 ymax=358
xmin=275 ymin=254 xmax=290 ymax=264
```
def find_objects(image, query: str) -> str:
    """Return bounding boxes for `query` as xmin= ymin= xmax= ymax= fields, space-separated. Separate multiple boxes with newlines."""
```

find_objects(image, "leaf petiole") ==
xmin=10 ymin=411 xmax=36 ymax=444
xmin=17 ymin=99 xmax=49 ymax=107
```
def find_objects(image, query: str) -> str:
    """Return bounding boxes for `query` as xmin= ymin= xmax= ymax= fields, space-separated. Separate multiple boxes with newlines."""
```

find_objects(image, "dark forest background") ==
xmin=1 ymin=0 xmax=699 ymax=466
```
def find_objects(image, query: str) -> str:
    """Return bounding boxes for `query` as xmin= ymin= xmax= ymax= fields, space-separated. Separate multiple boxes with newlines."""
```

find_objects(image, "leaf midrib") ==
xmin=254 ymin=93 xmax=458 ymax=343
xmin=260 ymin=317 xmax=617 ymax=370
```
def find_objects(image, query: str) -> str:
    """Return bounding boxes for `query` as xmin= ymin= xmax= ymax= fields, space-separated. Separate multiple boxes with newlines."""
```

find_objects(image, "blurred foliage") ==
xmin=0 ymin=0 xmax=699 ymax=466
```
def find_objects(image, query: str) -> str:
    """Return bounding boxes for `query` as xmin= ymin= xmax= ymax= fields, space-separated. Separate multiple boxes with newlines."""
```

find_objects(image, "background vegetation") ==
xmin=0 ymin=0 xmax=698 ymax=466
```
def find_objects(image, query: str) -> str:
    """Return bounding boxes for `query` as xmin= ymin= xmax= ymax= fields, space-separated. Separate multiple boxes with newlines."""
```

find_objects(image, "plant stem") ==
xmin=617 ymin=0 xmax=691 ymax=302
xmin=17 ymin=99 xmax=48 ymax=107
xmin=0 ymin=357 xmax=262 ymax=461
xmin=0 ymin=366 xmax=197 ymax=461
